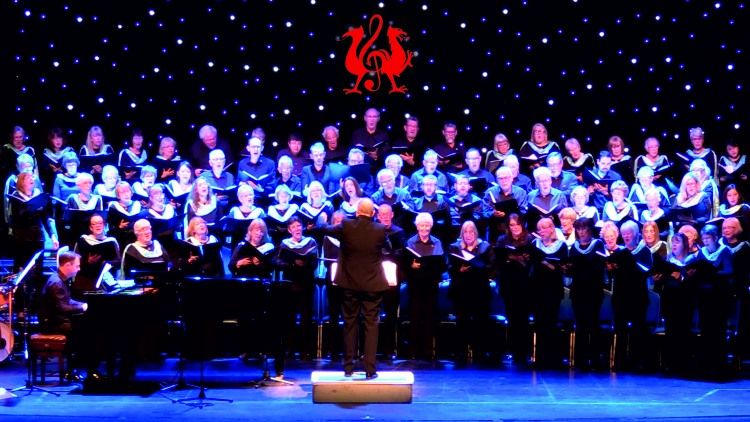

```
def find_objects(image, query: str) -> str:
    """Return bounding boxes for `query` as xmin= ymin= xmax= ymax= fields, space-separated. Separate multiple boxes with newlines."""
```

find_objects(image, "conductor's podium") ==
xmin=311 ymin=371 xmax=414 ymax=403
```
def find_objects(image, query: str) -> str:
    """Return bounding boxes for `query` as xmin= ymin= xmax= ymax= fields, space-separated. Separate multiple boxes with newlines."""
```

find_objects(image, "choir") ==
xmin=4 ymin=118 xmax=749 ymax=374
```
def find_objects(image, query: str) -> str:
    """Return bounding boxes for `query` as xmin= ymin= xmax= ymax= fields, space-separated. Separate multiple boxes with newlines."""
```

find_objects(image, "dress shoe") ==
xmin=365 ymin=372 xmax=378 ymax=380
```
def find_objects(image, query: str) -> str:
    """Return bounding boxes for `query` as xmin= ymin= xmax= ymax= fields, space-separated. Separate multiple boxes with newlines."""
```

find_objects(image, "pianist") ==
xmin=120 ymin=218 xmax=170 ymax=279
xmin=38 ymin=250 xmax=90 ymax=379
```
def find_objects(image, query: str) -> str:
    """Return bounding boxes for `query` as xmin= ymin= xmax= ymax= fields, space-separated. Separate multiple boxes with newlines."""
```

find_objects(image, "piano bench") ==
xmin=29 ymin=333 xmax=67 ymax=385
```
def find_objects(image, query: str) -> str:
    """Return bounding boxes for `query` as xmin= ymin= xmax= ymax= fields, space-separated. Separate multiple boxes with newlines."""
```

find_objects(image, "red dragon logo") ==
xmin=342 ymin=14 xmax=414 ymax=95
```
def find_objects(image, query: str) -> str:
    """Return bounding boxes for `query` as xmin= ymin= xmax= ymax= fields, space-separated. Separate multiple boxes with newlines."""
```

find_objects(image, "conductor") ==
xmin=317 ymin=198 xmax=388 ymax=378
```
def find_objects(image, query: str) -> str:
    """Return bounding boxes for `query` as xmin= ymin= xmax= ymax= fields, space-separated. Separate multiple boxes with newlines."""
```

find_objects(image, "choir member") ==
xmin=165 ymin=161 xmax=194 ymax=213
xmin=563 ymin=137 xmax=595 ymax=183
xmin=177 ymin=216 xmax=224 ymax=277
xmin=377 ymin=204 xmax=406 ymax=359
xmin=676 ymin=127 xmax=718 ymax=182
xmin=184 ymin=178 xmax=221 ymax=235
xmin=629 ymin=167 xmax=670 ymax=209
xmin=94 ymin=164 xmax=120 ymax=206
xmin=3 ymin=154 xmax=37 ymax=225
xmin=8 ymin=172 xmax=58 ymax=270
xmin=223 ymin=184 xmax=267 ymax=245
xmin=546 ymin=152 xmax=579 ymax=199
xmin=52 ymin=151 xmax=81 ymax=201
xmin=321 ymin=125 xmax=348 ymax=165
xmin=63 ymin=173 xmax=104 ymax=247
xmin=72 ymin=213 xmax=121 ymax=298
xmin=458 ymin=148 xmax=495 ymax=191
xmin=403 ymin=212 xmax=446 ymax=360
xmin=266 ymin=184 xmax=300 ymax=244
xmin=199 ymin=149 xmax=235 ymax=209
xmin=273 ymin=216 xmax=318 ymax=370
xmin=448 ymin=221 xmax=494 ymax=362
xmin=339 ymin=177 xmax=365 ymax=218
xmin=570 ymin=185 xmax=600 ymax=224
xmin=586 ymin=150 xmax=623 ymax=210
xmin=721 ymin=218 xmax=750 ymax=360
xmin=568 ymin=218 xmax=607 ymax=369
xmin=146 ymin=184 xmax=179 ymax=259
xmin=350 ymin=108 xmax=389 ymax=164
xmin=1 ymin=126 xmax=36 ymax=181
xmin=447 ymin=174 xmax=482 ymax=228
xmin=672 ymin=173 xmax=712 ymax=229
xmin=409 ymin=150 xmax=450 ymax=194
xmin=318 ymin=210 xmax=346 ymax=358
xmin=390 ymin=116 xmax=426 ymax=177
xmin=384 ymin=154 xmax=411 ymax=189
xmin=556 ymin=207 xmax=577 ymax=246
xmin=718 ymin=139 xmax=749 ymax=197
xmin=190 ymin=125 xmax=235 ymax=177
xmin=639 ymin=188 xmax=671 ymax=239
xmin=275 ymin=132 xmax=308 ymax=177
xmin=482 ymin=166 xmax=528 ymax=241
xmin=484 ymin=133 xmax=514 ymax=176
xmin=633 ymin=137 xmax=676 ymax=193
xmin=229 ymin=218 xmax=275 ymax=279
xmin=107 ymin=181 xmax=145 ymax=248
xmin=271 ymin=155 xmax=303 ymax=196
xmin=117 ymin=128 xmax=148 ymax=183
xmin=690 ymin=159 xmax=720 ymax=217
xmin=613 ymin=220 xmax=652 ymax=369
xmin=495 ymin=213 xmax=534 ymax=365
xmin=601 ymin=180 xmax=638 ymax=226
xmin=526 ymin=166 xmax=568 ymax=229
xmin=152 ymin=137 xmax=181 ymax=183
xmin=132 ymin=165 xmax=157 ymax=203
xmin=529 ymin=217 xmax=568 ymax=368
xmin=642 ymin=220 xmax=669 ymax=260
xmin=371 ymin=168 xmax=412 ymax=208
xmin=505 ymin=155 xmax=533 ymax=192
xmin=607 ymin=136 xmax=634 ymax=185
xmin=237 ymin=136 xmax=276 ymax=196
xmin=652 ymin=232 xmax=693 ymax=371
xmin=301 ymin=142 xmax=338 ymax=195
xmin=39 ymin=128 xmax=75 ymax=191
xmin=298 ymin=180 xmax=334 ymax=231
xmin=120 ymin=218 xmax=170 ymax=279
xmin=688 ymin=224 xmax=734 ymax=372
xmin=718 ymin=184 xmax=750 ymax=232
xmin=433 ymin=122 xmax=466 ymax=174
xmin=518 ymin=123 xmax=561 ymax=174
xmin=78 ymin=125 xmax=115 ymax=176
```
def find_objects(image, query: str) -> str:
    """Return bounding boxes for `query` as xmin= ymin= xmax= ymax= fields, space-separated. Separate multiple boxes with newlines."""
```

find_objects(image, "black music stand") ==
xmin=158 ymin=276 xmax=199 ymax=397
xmin=11 ymin=251 xmax=60 ymax=396
xmin=173 ymin=276 xmax=233 ymax=408
xmin=248 ymin=278 xmax=293 ymax=388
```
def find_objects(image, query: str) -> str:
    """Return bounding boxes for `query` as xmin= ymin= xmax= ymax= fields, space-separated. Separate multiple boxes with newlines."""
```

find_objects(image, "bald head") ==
xmin=356 ymin=198 xmax=375 ymax=218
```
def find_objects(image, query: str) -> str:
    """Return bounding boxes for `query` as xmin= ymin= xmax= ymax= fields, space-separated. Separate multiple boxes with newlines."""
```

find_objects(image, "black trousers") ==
xmin=342 ymin=289 xmax=383 ymax=374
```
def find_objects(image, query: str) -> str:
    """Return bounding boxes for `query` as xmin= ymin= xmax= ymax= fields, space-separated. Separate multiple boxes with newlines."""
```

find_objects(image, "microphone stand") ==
xmin=249 ymin=275 xmax=293 ymax=387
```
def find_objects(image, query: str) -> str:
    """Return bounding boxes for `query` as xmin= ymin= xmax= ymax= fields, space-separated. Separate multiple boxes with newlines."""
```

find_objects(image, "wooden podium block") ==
xmin=311 ymin=371 xmax=414 ymax=404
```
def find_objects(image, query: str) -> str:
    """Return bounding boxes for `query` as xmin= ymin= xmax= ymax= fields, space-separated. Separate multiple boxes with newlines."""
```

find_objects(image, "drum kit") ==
xmin=0 ymin=274 xmax=16 ymax=362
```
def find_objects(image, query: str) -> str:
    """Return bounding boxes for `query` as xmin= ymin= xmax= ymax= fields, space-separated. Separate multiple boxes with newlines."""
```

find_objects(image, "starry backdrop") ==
xmin=7 ymin=0 xmax=748 ymax=154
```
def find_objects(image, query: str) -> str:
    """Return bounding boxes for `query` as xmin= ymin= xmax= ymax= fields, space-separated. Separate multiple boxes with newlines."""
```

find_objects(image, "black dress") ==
xmin=448 ymin=239 xmax=493 ymax=360
xmin=495 ymin=233 xmax=534 ymax=363
xmin=529 ymin=238 xmax=568 ymax=367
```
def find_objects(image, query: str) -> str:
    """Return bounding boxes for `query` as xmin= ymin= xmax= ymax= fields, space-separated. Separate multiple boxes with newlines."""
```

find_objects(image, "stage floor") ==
xmin=3 ymin=357 xmax=750 ymax=421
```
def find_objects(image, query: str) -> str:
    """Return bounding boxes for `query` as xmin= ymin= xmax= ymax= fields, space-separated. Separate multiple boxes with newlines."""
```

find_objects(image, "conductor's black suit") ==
xmin=318 ymin=212 xmax=389 ymax=376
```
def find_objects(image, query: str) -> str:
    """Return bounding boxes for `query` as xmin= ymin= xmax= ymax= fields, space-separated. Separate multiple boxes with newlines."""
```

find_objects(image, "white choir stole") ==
xmin=330 ymin=261 xmax=398 ymax=287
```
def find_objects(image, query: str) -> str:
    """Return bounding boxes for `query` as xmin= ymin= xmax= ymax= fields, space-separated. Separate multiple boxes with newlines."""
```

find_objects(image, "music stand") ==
xmin=174 ymin=276 xmax=233 ymax=408
xmin=157 ymin=275 xmax=199 ymax=398
xmin=248 ymin=277 xmax=293 ymax=388
xmin=11 ymin=250 xmax=60 ymax=396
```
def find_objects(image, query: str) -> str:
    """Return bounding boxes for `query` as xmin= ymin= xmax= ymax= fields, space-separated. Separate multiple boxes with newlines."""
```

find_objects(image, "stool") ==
xmin=29 ymin=333 xmax=67 ymax=384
